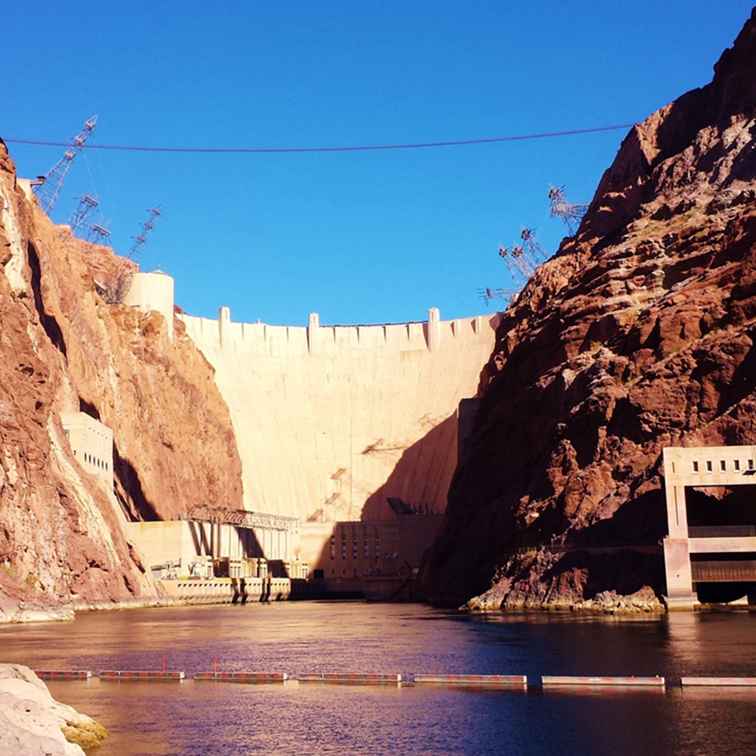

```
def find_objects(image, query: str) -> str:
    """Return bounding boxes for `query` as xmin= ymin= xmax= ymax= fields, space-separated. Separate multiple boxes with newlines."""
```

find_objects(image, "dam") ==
xmin=92 ymin=272 xmax=756 ymax=607
xmin=177 ymin=304 xmax=500 ymax=522
xmin=120 ymin=271 xmax=500 ymax=595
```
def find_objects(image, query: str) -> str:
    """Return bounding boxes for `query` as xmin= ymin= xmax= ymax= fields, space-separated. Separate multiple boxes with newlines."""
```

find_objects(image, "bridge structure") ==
xmin=662 ymin=445 xmax=756 ymax=609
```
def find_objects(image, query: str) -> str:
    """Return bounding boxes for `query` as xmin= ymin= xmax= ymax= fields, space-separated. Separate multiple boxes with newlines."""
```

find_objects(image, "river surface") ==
xmin=1 ymin=602 xmax=755 ymax=755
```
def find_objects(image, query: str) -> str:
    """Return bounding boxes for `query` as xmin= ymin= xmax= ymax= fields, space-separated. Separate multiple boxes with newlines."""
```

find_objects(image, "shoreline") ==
xmin=5 ymin=596 xmax=755 ymax=628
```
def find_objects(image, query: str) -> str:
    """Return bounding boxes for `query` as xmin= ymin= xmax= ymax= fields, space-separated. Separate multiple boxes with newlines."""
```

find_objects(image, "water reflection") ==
xmin=0 ymin=602 xmax=754 ymax=755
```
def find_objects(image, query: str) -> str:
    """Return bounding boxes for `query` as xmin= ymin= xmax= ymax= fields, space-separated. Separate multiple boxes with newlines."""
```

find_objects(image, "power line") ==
xmin=4 ymin=122 xmax=634 ymax=155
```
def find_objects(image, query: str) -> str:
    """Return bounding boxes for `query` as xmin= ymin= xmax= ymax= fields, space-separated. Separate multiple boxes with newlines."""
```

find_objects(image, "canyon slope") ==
xmin=422 ymin=11 xmax=756 ymax=610
xmin=0 ymin=146 xmax=242 ymax=621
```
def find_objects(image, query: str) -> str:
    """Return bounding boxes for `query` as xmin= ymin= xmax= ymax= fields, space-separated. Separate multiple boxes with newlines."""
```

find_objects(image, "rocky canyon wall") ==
xmin=0 ymin=144 xmax=243 ymax=621
xmin=421 ymin=10 xmax=756 ymax=610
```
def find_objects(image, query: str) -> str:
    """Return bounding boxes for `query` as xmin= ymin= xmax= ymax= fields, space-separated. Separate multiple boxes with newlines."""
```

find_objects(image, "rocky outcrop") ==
xmin=0 ymin=139 xmax=243 ymax=620
xmin=422 ymin=10 xmax=756 ymax=610
xmin=0 ymin=664 xmax=106 ymax=755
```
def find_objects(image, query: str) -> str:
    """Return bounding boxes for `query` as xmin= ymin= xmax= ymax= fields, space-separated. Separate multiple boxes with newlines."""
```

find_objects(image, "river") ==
xmin=1 ymin=602 xmax=754 ymax=754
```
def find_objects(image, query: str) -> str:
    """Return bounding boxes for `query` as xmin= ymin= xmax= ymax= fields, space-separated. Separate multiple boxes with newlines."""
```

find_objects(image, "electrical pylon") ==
xmin=85 ymin=223 xmax=111 ymax=245
xmin=33 ymin=115 xmax=98 ymax=213
xmin=548 ymin=185 xmax=587 ymax=233
xmin=128 ymin=207 xmax=161 ymax=258
xmin=69 ymin=194 xmax=99 ymax=232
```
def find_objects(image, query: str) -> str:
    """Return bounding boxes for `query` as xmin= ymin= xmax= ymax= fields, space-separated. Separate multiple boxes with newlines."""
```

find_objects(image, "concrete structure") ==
xmin=61 ymin=412 xmax=113 ymax=488
xmin=16 ymin=178 xmax=35 ymax=203
xmin=123 ymin=270 xmax=175 ymax=339
xmin=124 ymin=272 xmax=501 ymax=595
xmin=662 ymin=445 xmax=756 ymax=610
xmin=179 ymin=304 xmax=500 ymax=522
xmin=298 ymin=515 xmax=442 ymax=579
xmin=127 ymin=520 xmax=308 ymax=579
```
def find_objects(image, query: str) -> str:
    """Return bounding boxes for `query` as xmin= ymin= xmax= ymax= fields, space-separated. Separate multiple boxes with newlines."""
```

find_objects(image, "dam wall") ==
xmin=178 ymin=306 xmax=500 ymax=522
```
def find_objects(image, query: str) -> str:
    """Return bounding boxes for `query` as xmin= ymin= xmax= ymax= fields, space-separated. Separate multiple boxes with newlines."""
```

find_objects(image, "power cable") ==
xmin=4 ymin=123 xmax=634 ymax=155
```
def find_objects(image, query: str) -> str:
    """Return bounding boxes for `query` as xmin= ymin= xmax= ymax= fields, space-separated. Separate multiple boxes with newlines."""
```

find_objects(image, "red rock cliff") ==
xmin=422 ymin=10 xmax=756 ymax=610
xmin=0 ymin=144 xmax=243 ymax=621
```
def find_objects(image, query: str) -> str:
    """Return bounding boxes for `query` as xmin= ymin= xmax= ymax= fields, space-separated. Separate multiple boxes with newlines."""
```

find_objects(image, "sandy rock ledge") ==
xmin=465 ymin=585 xmax=663 ymax=615
xmin=0 ymin=664 xmax=106 ymax=755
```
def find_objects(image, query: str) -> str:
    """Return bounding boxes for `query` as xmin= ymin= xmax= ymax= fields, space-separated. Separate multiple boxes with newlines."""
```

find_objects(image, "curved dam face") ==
xmin=178 ymin=306 xmax=500 ymax=523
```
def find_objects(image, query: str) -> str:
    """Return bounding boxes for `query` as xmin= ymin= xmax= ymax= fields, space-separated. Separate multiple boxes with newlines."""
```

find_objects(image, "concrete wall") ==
xmin=179 ymin=307 xmax=500 ymax=521
xmin=123 ymin=271 xmax=175 ymax=339
xmin=661 ymin=445 xmax=756 ymax=609
xmin=60 ymin=412 xmax=113 ymax=488
xmin=128 ymin=520 xmax=295 ymax=570
xmin=298 ymin=515 xmax=443 ymax=579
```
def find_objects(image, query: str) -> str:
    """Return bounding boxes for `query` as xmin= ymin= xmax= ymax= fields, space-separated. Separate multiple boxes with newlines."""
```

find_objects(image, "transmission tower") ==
xmin=69 ymin=194 xmax=99 ymax=233
xmin=33 ymin=115 xmax=98 ymax=214
xmin=477 ymin=287 xmax=512 ymax=307
xmin=85 ymin=223 xmax=111 ymax=245
xmin=520 ymin=227 xmax=546 ymax=263
xmin=548 ymin=185 xmax=588 ymax=233
xmin=499 ymin=244 xmax=534 ymax=282
xmin=128 ymin=207 xmax=161 ymax=258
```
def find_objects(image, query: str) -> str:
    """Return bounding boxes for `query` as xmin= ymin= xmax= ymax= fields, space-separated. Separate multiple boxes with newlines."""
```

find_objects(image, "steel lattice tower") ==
xmin=69 ymin=194 xmax=99 ymax=232
xmin=33 ymin=115 xmax=98 ymax=214
xmin=85 ymin=223 xmax=111 ymax=245
xmin=548 ymin=185 xmax=588 ymax=233
xmin=128 ymin=207 xmax=161 ymax=258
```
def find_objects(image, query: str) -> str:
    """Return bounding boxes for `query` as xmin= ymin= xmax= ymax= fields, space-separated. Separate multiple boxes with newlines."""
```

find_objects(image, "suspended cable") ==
xmin=4 ymin=122 xmax=634 ymax=155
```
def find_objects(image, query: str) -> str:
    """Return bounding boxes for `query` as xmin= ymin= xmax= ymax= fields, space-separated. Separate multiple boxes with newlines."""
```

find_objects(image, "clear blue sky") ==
xmin=3 ymin=2 xmax=752 ymax=325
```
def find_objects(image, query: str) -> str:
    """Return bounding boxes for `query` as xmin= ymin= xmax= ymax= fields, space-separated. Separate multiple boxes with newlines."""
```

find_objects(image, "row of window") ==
xmin=327 ymin=567 xmax=396 ymax=577
xmin=692 ymin=458 xmax=755 ymax=473
xmin=73 ymin=449 xmax=110 ymax=472
xmin=327 ymin=549 xmax=398 ymax=561
xmin=331 ymin=526 xmax=390 ymax=539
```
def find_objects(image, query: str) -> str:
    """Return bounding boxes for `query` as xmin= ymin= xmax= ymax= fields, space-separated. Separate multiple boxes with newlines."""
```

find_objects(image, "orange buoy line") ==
xmin=98 ymin=670 xmax=185 ymax=681
xmin=297 ymin=672 xmax=402 ymax=685
xmin=35 ymin=670 xmax=92 ymax=680
xmin=681 ymin=677 xmax=756 ymax=687
xmin=541 ymin=676 xmax=665 ymax=687
xmin=43 ymin=670 xmax=754 ymax=690
xmin=413 ymin=674 xmax=527 ymax=687
xmin=194 ymin=672 xmax=288 ymax=683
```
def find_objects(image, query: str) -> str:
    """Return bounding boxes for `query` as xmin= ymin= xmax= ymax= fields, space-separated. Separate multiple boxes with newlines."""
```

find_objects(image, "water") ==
xmin=1 ymin=602 xmax=755 ymax=755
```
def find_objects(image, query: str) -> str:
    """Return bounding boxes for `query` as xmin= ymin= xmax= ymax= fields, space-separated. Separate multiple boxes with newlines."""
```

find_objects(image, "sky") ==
xmin=3 ymin=2 xmax=753 ymax=325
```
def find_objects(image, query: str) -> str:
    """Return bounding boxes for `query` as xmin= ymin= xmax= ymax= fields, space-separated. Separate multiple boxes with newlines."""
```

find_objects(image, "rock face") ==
xmin=422 ymin=11 xmax=756 ymax=610
xmin=0 ymin=664 xmax=106 ymax=755
xmin=0 ymin=143 xmax=243 ymax=620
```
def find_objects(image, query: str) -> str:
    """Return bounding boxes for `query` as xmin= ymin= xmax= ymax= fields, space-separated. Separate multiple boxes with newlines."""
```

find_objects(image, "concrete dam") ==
xmin=178 ymin=303 xmax=500 ymax=523
xmin=121 ymin=271 xmax=500 ymax=595
xmin=82 ymin=271 xmax=756 ymax=608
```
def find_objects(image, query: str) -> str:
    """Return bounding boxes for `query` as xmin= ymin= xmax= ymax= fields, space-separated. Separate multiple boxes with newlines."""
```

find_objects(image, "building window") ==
xmin=706 ymin=460 xmax=713 ymax=472
xmin=735 ymin=459 xmax=741 ymax=471
xmin=692 ymin=461 xmax=699 ymax=472
xmin=720 ymin=460 xmax=726 ymax=471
